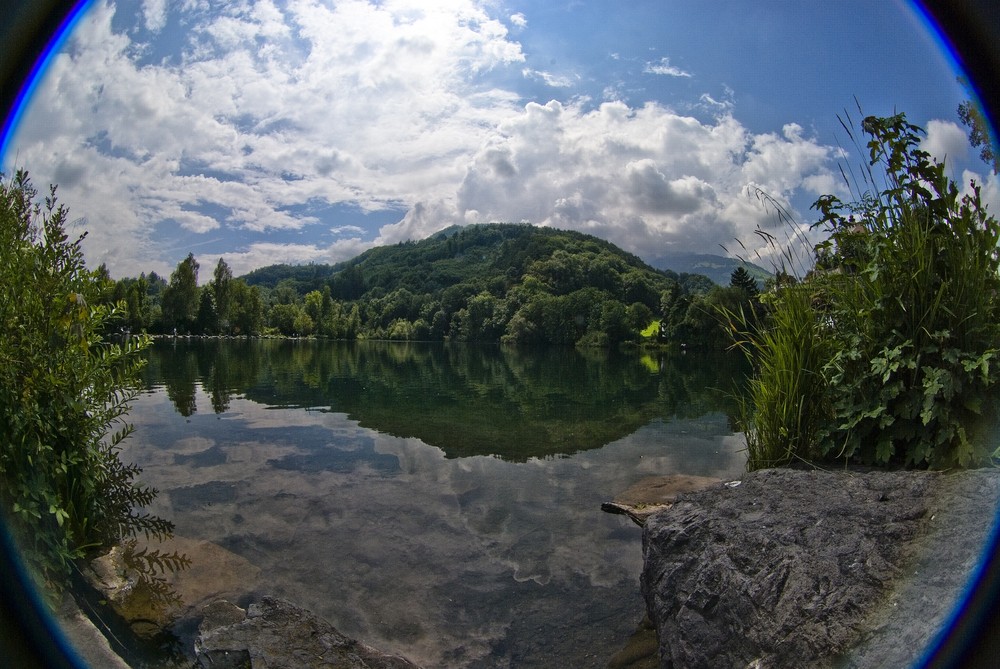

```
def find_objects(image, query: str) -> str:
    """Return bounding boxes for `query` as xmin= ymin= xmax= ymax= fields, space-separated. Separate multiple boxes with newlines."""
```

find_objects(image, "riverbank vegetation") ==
xmin=0 ymin=170 xmax=185 ymax=591
xmin=732 ymin=113 xmax=1000 ymax=470
xmin=106 ymin=224 xmax=762 ymax=349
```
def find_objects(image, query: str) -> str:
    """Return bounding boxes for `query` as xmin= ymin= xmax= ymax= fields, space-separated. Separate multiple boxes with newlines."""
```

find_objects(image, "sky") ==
xmin=2 ymin=0 xmax=997 ymax=280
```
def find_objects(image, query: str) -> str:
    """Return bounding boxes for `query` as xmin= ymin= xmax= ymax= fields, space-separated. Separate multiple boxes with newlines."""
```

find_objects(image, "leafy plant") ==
xmin=812 ymin=113 xmax=1000 ymax=468
xmin=0 ymin=170 xmax=181 ymax=588
xmin=735 ymin=112 xmax=1000 ymax=470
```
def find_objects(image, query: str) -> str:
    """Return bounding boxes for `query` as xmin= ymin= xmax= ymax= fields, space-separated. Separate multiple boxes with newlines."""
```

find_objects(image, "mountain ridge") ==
xmin=240 ymin=223 xmax=768 ymax=290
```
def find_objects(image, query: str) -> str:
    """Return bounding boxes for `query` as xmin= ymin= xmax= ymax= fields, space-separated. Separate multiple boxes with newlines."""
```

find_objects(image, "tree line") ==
xmin=103 ymin=224 xmax=762 ymax=349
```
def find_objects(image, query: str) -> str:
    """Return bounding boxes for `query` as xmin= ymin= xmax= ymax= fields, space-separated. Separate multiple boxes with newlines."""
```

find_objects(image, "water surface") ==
xmin=124 ymin=339 xmax=748 ymax=667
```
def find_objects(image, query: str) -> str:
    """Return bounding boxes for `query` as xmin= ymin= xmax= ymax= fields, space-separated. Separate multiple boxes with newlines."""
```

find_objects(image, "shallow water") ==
xmin=122 ymin=340 xmax=748 ymax=667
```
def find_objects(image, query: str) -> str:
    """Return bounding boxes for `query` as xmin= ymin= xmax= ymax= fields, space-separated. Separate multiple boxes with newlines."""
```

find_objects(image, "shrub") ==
xmin=0 ymin=170 xmax=182 ymax=588
xmin=737 ymin=113 xmax=1000 ymax=470
xmin=812 ymin=114 xmax=1000 ymax=467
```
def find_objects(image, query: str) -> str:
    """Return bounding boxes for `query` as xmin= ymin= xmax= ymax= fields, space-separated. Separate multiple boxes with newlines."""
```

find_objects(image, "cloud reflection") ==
xmin=124 ymin=386 xmax=745 ymax=667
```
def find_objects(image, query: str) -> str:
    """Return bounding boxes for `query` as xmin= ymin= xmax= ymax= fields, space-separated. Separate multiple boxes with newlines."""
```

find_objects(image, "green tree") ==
xmin=729 ymin=266 xmax=759 ymax=299
xmin=230 ymin=279 xmax=264 ymax=336
xmin=195 ymin=290 xmax=217 ymax=334
xmin=0 ymin=171 xmax=182 ymax=585
xmin=212 ymin=258 xmax=234 ymax=333
xmin=957 ymin=79 xmax=997 ymax=174
xmin=161 ymin=253 xmax=200 ymax=333
xmin=303 ymin=290 xmax=324 ymax=325
xmin=269 ymin=303 xmax=302 ymax=336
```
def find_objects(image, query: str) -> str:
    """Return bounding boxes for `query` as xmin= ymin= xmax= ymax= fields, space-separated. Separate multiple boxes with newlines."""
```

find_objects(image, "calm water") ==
xmin=123 ymin=339 xmax=749 ymax=668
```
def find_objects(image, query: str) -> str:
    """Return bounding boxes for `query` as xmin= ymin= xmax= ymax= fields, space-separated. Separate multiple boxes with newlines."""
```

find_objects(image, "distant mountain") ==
xmin=649 ymin=252 xmax=771 ymax=287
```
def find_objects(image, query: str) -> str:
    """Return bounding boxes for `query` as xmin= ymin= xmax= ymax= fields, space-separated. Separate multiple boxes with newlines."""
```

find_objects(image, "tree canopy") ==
xmin=115 ymin=223 xmax=754 ymax=348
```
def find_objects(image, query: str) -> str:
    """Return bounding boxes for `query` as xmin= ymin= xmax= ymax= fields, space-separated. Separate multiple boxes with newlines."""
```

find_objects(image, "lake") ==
xmin=122 ymin=338 xmax=750 ymax=668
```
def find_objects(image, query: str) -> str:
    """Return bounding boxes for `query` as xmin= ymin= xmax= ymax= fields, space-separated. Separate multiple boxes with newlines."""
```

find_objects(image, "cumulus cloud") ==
xmin=141 ymin=0 xmax=167 ymax=33
xmin=6 ymin=0 xmax=526 ymax=276
xmin=434 ymin=99 xmax=835 ymax=262
xmin=198 ymin=237 xmax=374 ymax=279
xmin=921 ymin=119 xmax=970 ymax=166
xmin=5 ymin=0 xmax=839 ymax=277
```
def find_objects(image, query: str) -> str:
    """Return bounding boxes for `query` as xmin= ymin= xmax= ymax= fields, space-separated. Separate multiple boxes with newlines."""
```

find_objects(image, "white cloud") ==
xmin=509 ymin=12 xmax=527 ymax=28
xmin=921 ymin=119 xmax=970 ymax=166
xmin=644 ymin=57 xmax=692 ymax=78
xmin=332 ymin=225 xmax=365 ymax=236
xmin=141 ymin=0 xmax=167 ymax=33
xmin=199 ymin=238 xmax=374 ymax=279
xmin=522 ymin=68 xmax=575 ymax=88
xmin=5 ymin=0 xmax=839 ymax=277
xmin=962 ymin=168 xmax=1000 ymax=216
xmin=403 ymin=99 xmax=838 ymax=261
xmin=6 ymin=0 xmax=527 ymax=275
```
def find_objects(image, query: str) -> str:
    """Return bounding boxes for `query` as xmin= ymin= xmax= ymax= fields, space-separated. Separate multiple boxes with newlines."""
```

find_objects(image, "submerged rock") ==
xmin=83 ymin=534 xmax=261 ymax=637
xmin=640 ymin=468 xmax=1000 ymax=669
xmin=195 ymin=596 xmax=422 ymax=669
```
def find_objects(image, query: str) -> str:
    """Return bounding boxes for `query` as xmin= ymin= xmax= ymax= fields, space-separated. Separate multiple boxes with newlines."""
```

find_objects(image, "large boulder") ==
xmin=640 ymin=468 xmax=1000 ymax=669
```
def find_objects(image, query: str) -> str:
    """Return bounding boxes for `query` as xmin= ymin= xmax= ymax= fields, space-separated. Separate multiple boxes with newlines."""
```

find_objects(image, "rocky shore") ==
xmin=637 ymin=468 xmax=1000 ymax=668
xmin=60 ymin=468 xmax=1000 ymax=668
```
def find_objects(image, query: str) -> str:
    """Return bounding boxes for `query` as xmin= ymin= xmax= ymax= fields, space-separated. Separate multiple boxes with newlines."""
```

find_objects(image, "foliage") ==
xmin=812 ymin=113 xmax=1000 ymax=468
xmin=160 ymin=252 xmax=200 ymax=333
xmin=0 ymin=171 xmax=179 ymax=588
xmin=736 ymin=113 xmax=1000 ymax=470
xmin=730 ymin=266 xmax=760 ymax=299
xmin=957 ymin=79 xmax=998 ymax=174
xmin=119 ymin=223 xmax=737 ymax=347
xmin=731 ymin=282 xmax=831 ymax=470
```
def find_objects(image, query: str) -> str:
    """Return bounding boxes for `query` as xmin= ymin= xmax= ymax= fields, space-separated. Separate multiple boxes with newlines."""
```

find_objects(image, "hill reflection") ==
xmin=144 ymin=339 xmax=748 ymax=460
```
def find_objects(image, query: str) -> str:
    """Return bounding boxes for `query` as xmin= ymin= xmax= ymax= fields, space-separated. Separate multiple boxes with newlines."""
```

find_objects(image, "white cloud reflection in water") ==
xmin=123 ymin=385 xmax=745 ymax=668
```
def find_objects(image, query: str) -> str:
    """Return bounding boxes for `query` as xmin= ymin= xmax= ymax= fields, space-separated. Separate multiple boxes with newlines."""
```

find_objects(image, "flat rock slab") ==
xmin=640 ymin=468 xmax=1000 ymax=669
xmin=196 ymin=596 xmax=422 ymax=669
xmin=85 ymin=535 xmax=261 ymax=636
xmin=603 ymin=475 xmax=726 ymax=526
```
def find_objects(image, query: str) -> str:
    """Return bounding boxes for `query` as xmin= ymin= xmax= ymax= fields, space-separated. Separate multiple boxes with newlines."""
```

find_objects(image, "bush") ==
xmin=813 ymin=114 xmax=1000 ymax=467
xmin=737 ymin=113 xmax=1000 ymax=470
xmin=0 ymin=170 xmax=180 ymax=588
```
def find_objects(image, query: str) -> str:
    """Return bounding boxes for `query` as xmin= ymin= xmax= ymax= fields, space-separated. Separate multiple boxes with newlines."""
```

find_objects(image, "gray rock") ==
xmin=195 ymin=596 xmax=422 ymax=669
xmin=640 ymin=468 xmax=1000 ymax=669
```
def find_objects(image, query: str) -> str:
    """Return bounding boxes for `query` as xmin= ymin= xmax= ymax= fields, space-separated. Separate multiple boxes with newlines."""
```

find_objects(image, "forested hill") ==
xmin=132 ymin=222 xmax=763 ymax=347
xmin=242 ymin=223 xmax=713 ymax=296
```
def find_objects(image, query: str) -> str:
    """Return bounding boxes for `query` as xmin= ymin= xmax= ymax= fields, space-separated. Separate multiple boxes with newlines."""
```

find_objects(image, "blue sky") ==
xmin=2 ymin=0 xmax=995 ymax=279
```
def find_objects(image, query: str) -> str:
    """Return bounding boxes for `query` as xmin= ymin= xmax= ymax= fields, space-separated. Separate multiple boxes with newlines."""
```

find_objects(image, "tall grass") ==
xmin=733 ymin=111 xmax=1000 ymax=470
xmin=731 ymin=283 xmax=830 ymax=470
xmin=814 ymin=114 xmax=1000 ymax=467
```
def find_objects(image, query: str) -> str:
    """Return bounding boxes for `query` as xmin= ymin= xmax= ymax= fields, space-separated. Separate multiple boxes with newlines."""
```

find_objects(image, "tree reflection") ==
xmin=144 ymin=339 xmax=748 ymax=460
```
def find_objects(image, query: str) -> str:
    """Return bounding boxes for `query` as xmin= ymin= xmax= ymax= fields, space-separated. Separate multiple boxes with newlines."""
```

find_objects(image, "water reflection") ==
xmin=144 ymin=339 xmax=748 ymax=460
xmin=127 ymin=340 xmax=748 ymax=667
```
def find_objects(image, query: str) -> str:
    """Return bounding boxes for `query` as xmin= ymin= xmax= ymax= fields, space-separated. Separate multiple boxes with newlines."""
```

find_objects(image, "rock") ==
xmin=602 ymin=475 xmax=725 ymax=526
xmin=83 ymin=535 xmax=261 ymax=637
xmin=607 ymin=616 xmax=659 ymax=669
xmin=195 ymin=596 xmax=423 ymax=669
xmin=55 ymin=592 xmax=131 ymax=669
xmin=640 ymin=468 xmax=1000 ymax=669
